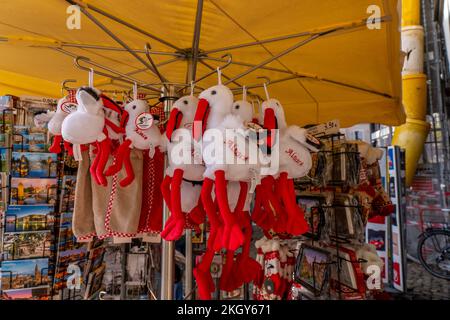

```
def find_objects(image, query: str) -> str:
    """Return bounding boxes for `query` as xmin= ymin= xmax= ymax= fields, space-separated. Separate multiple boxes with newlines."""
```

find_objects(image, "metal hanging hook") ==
xmin=193 ymin=53 xmax=232 ymax=84
xmin=257 ymin=76 xmax=271 ymax=100
xmin=74 ymin=56 xmax=162 ymax=93
xmin=61 ymin=79 xmax=77 ymax=96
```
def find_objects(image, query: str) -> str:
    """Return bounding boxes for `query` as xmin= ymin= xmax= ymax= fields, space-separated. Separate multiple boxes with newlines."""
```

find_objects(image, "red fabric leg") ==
xmin=160 ymin=175 xmax=172 ymax=211
xmin=63 ymin=141 xmax=74 ymax=156
xmin=214 ymin=170 xmax=244 ymax=251
xmin=161 ymin=168 xmax=185 ymax=241
xmin=95 ymin=138 xmax=111 ymax=187
xmin=119 ymin=146 xmax=135 ymax=187
xmin=201 ymin=178 xmax=223 ymax=252
xmin=89 ymin=142 xmax=101 ymax=185
xmin=219 ymin=250 xmax=237 ymax=292
xmin=48 ymin=135 xmax=62 ymax=154
xmin=279 ymin=172 xmax=308 ymax=236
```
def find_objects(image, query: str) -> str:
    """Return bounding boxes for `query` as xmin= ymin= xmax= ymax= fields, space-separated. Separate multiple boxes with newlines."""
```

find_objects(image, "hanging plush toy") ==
xmin=193 ymin=72 xmax=255 ymax=251
xmin=256 ymin=94 xmax=319 ymax=236
xmin=48 ymin=90 xmax=77 ymax=154
xmin=105 ymin=99 xmax=163 ymax=187
xmin=160 ymin=94 xmax=206 ymax=241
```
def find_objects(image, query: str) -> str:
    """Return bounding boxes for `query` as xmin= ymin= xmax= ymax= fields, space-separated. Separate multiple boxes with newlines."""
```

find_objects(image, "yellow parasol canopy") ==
xmin=0 ymin=0 xmax=405 ymax=127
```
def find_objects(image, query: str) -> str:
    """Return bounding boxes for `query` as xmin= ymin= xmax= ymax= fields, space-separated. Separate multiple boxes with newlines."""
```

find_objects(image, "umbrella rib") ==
xmin=77 ymin=5 xmax=169 ymax=83
xmin=203 ymin=16 xmax=390 ymax=55
xmin=67 ymin=0 xmax=182 ymax=52
xmin=199 ymin=60 xmax=263 ymax=101
xmin=234 ymin=74 xmax=393 ymax=99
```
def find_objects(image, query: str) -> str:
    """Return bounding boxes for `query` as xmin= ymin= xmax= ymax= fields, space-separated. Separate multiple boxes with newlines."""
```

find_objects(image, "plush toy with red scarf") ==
xmin=48 ymin=89 xmax=78 ymax=154
xmin=105 ymin=99 xmax=163 ymax=187
xmin=61 ymin=87 xmax=126 ymax=186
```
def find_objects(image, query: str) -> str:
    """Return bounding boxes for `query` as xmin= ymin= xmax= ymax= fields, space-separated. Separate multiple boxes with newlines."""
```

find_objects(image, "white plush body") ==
xmin=124 ymin=99 xmax=163 ymax=153
xmin=166 ymin=95 xmax=205 ymax=182
xmin=48 ymin=97 xmax=73 ymax=135
xmin=260 ymin=98 xmax=313 ymax=179
xmin=61 ymin=88 xmax=106 ymax=145
xmin=279 ymin=126 xmax=313 ymax=179
xmin=180 ymin=181 xmax=202 ymax=212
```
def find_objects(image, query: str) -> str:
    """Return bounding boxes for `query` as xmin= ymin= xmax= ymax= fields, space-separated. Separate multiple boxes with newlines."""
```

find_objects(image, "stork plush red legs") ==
xmin=160 ymin=95 xmax=206 ymax=241
xmin=193 ymin=82 xmax=250 ymax=251
xmin=61 ymin=87 xmax=125 ymax=186
xmin=48 ymin=90 xmax=78 ymax=154
xmin=257 ymin=98 xmax=319 ymax=236
xmin=104 ymin=99 xmax=163 ymax=187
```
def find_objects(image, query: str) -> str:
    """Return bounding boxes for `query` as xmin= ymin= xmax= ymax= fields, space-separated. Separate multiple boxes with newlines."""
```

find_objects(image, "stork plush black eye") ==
xmin=211 ymin=90 xmax=217 ymax=95
xmin=132 ymin=105 xmax=136 ymax=110
xmin=235 ymin=104 xmax=240 ymax=109
xmin=183 ymin=100 xmax=188 ymax=105
xmin=276 ymin=102 xmax=280 ymax=107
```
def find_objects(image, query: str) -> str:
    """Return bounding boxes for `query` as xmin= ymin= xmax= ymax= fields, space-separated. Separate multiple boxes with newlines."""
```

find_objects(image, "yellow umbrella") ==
xmin=0 ymin=0 xmax=404 ymax=128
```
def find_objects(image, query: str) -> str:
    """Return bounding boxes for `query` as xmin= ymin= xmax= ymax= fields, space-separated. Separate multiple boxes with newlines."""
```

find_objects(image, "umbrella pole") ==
xmin=161 ymin=85 xmax=177 ymax=300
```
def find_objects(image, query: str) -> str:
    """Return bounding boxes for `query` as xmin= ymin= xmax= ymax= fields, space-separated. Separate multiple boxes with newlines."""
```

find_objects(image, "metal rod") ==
xmin=189 ymin=0 xmax=205 ymax=82
xmin=126 ymin=57 xmax=184 ymax=77
xmin=202 ymin=55 xmax=292 ymax=75
xmin=145 ymin=43 xmax=169 ymax=92
xmin=77 ymin=6 xmax=167 ymax=83
xmin=228 ymin=74 xmax=393 ymax=99
xmin=199 ymin=60 xmax=264 ymax=101
xmin=194 ymin=54 xmax=232 ymax=84
xmin=73 ymin=55 xmax=162 ymax=92
xmin=60 ymin=42 xmax=182 ymax=57
xmin=204 ymin=16 xmax=390 ymax=54
xmin=69 ymin=0 xmax=181 ymax=51
xmin=161 ymin=85 xmax=177 ymax=300
xmin=224 ymin=29 xmax=337 ymax=85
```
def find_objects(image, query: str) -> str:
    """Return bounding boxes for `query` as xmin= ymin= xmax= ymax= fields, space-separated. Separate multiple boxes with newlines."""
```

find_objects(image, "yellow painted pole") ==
xmin=392 ymin=0 xmax=429 ymax=187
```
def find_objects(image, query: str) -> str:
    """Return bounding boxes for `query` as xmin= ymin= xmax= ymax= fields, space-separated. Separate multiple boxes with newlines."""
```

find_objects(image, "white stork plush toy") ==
xmin=48 ymin=90 xmax=78 ymax=154
xmin=193 ymin=79 xmax=246 ymax=252
xmin=160 ymin=95 xmax=206 ymax=241
xmin=259 ymin=98 xmax=319 ymax=236
xmin=61 ymin=87 xmax=126 ymax=187
xmin=105 ymin=99 xmax=163 ymax=187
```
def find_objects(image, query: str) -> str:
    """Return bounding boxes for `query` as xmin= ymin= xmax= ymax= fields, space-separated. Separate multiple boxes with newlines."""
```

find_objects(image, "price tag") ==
xmin=135 ymin=112 xmax=154 ymax=130
xmin=307 ymin=119 xmax=340 ymax=137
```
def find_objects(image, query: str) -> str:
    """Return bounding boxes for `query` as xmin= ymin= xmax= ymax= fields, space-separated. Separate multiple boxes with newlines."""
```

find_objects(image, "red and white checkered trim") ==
xmin=103 ymin=169 xmax=137 ymax=239
xmin=76 ymin=232 xmax=97 ymax=241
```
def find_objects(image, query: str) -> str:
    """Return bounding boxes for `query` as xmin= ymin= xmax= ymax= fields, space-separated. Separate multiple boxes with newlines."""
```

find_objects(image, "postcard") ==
xmin=11 ymin=152 xmax=57 ymax=178
xmin=3 ymin=230 xmax=52 ymax=260
xmin=53 ymin=247 xmax=87 ymax=292
xmin=5 ymin=205 xmax=55 ymax=233
xmin=59 ymin=175 xmax=77 ymax=212
xmin=13 ymin=133 xmax=47 ymax=152
xmin=0 ymin=147 xmax=9 ymax=172
xmin=58 ymin=212 xmax=83 ymax=252
xmin=10 ymin=177 xmax=58 ymax=205
xmin=1 ymin=258 xmax=50 ymax=290
xmin=294 ymin=245 xmax=330 ymax=294
xmin=2 ymin=286 xmax=49 ymax=300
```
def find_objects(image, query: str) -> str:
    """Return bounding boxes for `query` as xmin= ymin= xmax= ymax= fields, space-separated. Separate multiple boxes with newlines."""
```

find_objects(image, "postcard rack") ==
xmin=294 ymin=132 xmax=369 ymax=300
xmin=0 ymin=99 xmax=73 ymax=300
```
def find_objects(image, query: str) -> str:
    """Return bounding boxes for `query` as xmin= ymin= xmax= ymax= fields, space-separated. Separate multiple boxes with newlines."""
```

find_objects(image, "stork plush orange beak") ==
xmin=263 ymin=108 xmax=277 ymax=148
xmin=166 ymin=108 xmax=183 ymax=142
xmin=193 ymin=98 xmax=210 ymax=141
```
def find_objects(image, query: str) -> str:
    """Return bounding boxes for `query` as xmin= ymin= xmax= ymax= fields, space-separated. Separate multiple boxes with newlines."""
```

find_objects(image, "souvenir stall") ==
xmin=0 ymin=0 xmax=408 ymax=300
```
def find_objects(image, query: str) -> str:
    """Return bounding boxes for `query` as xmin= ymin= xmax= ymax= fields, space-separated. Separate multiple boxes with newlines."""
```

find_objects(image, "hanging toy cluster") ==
xmin=45 ymin=70 xmax=165 ymax=243
xmin=158 ymin=69 xmax=315 ymax=299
